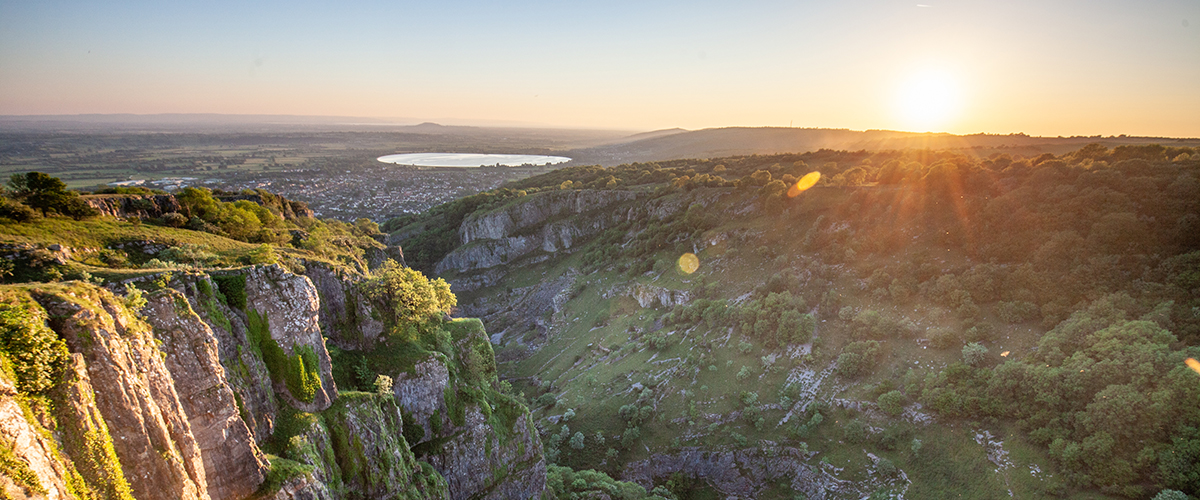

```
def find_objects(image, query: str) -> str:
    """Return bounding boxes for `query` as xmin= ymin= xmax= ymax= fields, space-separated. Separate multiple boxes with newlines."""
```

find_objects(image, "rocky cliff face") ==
xmin=458 ymin=190 xmax=641 ymax=245
xmin=82 ymin=192 xmax=315 ymax=221
xmin=142 ymin=290 xmax=268 ymax=500
xmin=436 ymin=190 xmax=641 ymax=275
xmin=0 ymin=263 xmax=545 ymax=500
xmin=39 ymin=286 xmax=210 ymax=500
xmin=390 ymin=322 xmax=546 ymax=500
xmin=83 ymin=194 xmax=183 ymax=219
xmin=436 ymin=189 xmax=723 ymax=275
xmin=301 ymin=264 xmax=386 ymax=351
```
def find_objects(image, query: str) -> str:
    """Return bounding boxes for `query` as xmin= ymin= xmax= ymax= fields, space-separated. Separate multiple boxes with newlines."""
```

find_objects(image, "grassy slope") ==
xmin=476 ymin=186 xmax=1128 ymax=499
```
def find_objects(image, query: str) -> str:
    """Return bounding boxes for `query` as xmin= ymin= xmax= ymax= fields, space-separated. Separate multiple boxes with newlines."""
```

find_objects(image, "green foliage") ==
xmin=359 ymin=260 xmax=456 ymax=338
xmin=1152 ymin=490 xmax=1189 ymax=500
xmin=121 ymin=283 xmax=147 ymax=314
xmin=212 ymin=274 xmax=247 ymax=309
xmin=7 ymin=172 xmax=98 ymax=219
xmin=996 ymin=301 xmax=1039 ymax=324
xmin=843 ymin=418 xmax=869 ymax=444
xmin=373 ymin=374 xmax=393 ymax=396
xmin=545 ymin=465 xmax=668 ymax=499
xmin=0 ymin=302 xmax=69 ymax=395
xmin=961 ymin=342 xmax=988 ymax=367
xmin=247 ymin=310 xmax=322 ymax=403
xmin=835 ymin=340 xmax=881 ymax=378
xmin=256 ymin=456 xmax=315 ymax=497
xmin=877 ymin=390 xmax=905 ymax=416
xmin=0 ymin=437 xmax=44 ymax=496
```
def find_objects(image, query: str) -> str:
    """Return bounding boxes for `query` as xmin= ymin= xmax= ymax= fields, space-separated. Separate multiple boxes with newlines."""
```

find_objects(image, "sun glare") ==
xmin=895 ymin=70 xmax=962 ymax=132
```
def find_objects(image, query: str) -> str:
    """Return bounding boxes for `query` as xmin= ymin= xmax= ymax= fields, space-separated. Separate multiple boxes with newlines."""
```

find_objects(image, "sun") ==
xmin=895 ymin=70 xmax=962 ymax=132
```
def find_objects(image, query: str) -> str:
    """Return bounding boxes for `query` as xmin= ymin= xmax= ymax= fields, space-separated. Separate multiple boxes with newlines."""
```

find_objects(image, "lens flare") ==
xmin=788 ymin=171 xmax=821 ymax=198
xmin=677 ymin=253 xmax=699 ymax=274
xmin=1187 ymin=358 xmax=1200 ymax=376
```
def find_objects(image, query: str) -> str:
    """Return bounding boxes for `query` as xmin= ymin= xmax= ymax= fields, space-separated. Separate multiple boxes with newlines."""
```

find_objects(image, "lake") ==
xmin=376 ymin=152 xmax=571 ymax=167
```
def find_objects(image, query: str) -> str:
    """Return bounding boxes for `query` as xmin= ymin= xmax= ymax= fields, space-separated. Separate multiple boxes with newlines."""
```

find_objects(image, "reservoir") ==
xmin=377 ymin=152 xmax=571 ymax=167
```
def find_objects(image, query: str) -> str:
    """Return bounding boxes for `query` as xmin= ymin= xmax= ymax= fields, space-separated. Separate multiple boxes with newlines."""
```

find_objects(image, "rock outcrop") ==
xmin=0 ymin=371 xmax=75 ymax=500
xmin=301 ymin=263 xmax=386 ymax=351
xmin=436 ymin=190 xmax=641 ymax=274
xmin=390 ymin=321 xmax=546 ymax=499
xmin=83 ymin=194 xmax=183 ymax=219
xmin=0 ymin=262 xmax=543 ymax=500
xmin=143 ymin=290 xmax=268 ymax=500
xmin=82 ymin=192 xmax=314 ymax=221
xmin=37 ymin=286 xmax=209 ymax=500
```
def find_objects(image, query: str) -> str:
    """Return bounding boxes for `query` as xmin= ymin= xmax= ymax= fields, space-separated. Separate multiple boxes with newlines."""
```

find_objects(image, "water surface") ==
xmin=377 ymin=152 xmax=571 ymax=167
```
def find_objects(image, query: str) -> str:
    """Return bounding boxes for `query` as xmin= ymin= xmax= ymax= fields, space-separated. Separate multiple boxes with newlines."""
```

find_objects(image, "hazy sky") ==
xmin=1 ymin=0 xmax=1197 ymax=136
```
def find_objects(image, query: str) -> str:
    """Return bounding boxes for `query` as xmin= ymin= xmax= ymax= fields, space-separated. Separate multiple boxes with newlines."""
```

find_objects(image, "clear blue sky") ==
xmin=2 ymin=0 xmax=1197 ymax=136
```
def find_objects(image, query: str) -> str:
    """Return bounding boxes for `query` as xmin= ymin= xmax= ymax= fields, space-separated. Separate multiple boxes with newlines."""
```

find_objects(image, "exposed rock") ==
xmin=237 ymin=265 xmax=338 ymax=411
xmin=391 ymin=337 xmax=545 ymax=499
xmin=425 ymin=406 xmax=545 ymax=500
xmin=0 ymin=372 xmax=74 ymax=500
xmin=83 ymin=194 xmax=183 ymax=219
xmin=458 ymin=190 xmax=640 ymax=244
xmin=264 ymin=475 xmax=334 ymax=500
xmin=301 ymin=263 xmax=385 ymax=351
xmin=83 ymin=192 xmax=314 ymax=221
xmin=392 ymin=356 xmax=450 ymax=445
xmin=622 ymin=283 xmax=691 ymax=308
xmin=436 ymin=190 xmax=641 ymax=275
xmin=322 ymin=394 xmax=449 ymax=499
xmin=622 ymin=447 xmax=818 ymax=499
xmin=144 ymin=290 xmax=269 ymax=500
xmin=435 ymin=237 xmax=540 ymax=275
xmin=36 ymin=286 xmax=209 ymax=500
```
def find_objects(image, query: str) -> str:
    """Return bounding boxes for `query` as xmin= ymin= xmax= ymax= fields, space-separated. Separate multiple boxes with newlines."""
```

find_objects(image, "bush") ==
xmin=997 ymin=301 xmax=1039 ymax=323
xmin=962 ymin=342 xmax=989 ymax=367
xmin=360 ymin=260 xmax=455 ymax=333
xmin=373 ymin=374 xmax=393 ymax=395
xmin=0 ymin=302 xmax=70 ymax=395
xmin=162 ymin=212 xmax=188 ymax=227
xmin=843 ymin=419 xmax=869 ymax=443
xmin=0 ymin=199 xmax=39 ymax=222
xmin=213 ymin=274 xmax=247 ymax=309
xmin=835 ymin=340 xmax=881 ymax=378
xmin=877 ymin=390 xmax=905 ymax=416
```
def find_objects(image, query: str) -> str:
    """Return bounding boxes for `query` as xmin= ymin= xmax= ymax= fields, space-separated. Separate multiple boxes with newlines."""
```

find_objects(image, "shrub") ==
xmin=877 ymin=390 xmax=905 ymax=416
xmin=962 ymin=342 xmax=989 ymax=367
xmin=373 ymin=374 xmax=393 ymax=395
xmin=998 ymin=301 xmax=1040 ymax=323
xmin=843 ymin=418 xmax=869 ymax=443
xmin=360 ymin=260 xmax=455 ymax=333
xmin=0 ymin=303 xmax=69 ymax=395
xmin=162 ymin=212 xmax=188 ymax=227
xmin=213 ymin=274 xmax=247 ymax=309
xmin=122 ymin=283 xmax=147 ymax=313
xmin=835 ymin=340 xmax=881 ymax=378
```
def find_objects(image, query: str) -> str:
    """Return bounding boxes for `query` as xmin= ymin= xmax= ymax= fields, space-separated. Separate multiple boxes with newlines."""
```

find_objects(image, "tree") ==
xmin=7 ymin=172 xmax=97 ymax=219
xmin=359 ymin=260 xmax=456 ymax=332
xmin=570 ymin=432 xmax=585 ymax=450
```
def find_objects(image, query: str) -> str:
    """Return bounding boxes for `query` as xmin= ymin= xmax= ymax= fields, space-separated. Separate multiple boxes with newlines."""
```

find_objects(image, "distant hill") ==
xmin=566 ymin=126 xmax=1200 ymax=165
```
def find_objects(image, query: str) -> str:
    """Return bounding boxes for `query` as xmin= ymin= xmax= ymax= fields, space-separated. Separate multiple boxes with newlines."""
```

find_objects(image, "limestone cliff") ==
xmin=435 ymin=188 xmax=722 ymax=275
xmin=142 ymin=290 xmax=268 ymax=500
xmin=389 ymin=320 xmax=546 ymax=500
xmin=0 ymin=263 xmax=546 ymax=500
xmin=436 ymin=190 xmax=640 ymax=274
xmin=37 ymin=286 xmax=209 ymax=500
